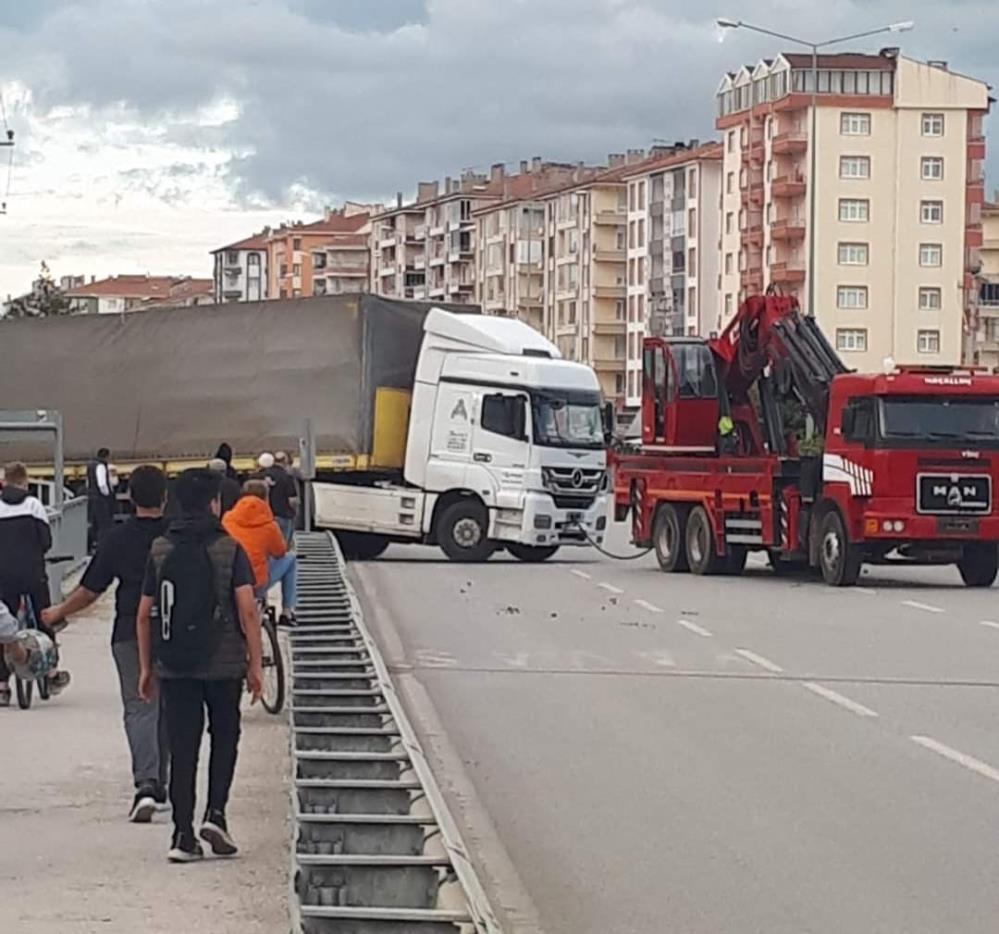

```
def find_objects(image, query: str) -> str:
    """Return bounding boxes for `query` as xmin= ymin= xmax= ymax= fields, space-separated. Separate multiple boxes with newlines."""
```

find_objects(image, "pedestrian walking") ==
xmin=43 ymin=465 xmax=170 ymax=821
xmin=136 ymin=467 xmax=263 ymax=863
xmin=215 ymin=442 xmax=239 ymax=483
xmin=87 ymin=447 xmax=117 ymax=548
xmin=208 ymin=458 xmax=241 ymax=517
xmin=259 ymin=451 xmax=299 ymax=546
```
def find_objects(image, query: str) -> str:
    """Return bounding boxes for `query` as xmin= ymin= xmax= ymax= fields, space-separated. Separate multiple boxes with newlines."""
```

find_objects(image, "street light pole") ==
xmin=716 ymin=18 xmax=913 ymax=316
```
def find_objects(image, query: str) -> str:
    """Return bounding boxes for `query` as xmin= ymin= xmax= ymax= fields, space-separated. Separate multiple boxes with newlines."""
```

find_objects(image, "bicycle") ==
xmin=14 ymin=595 xmax=53 ymax=710
xmin=257 ymin=599 xmax=286 ymax=715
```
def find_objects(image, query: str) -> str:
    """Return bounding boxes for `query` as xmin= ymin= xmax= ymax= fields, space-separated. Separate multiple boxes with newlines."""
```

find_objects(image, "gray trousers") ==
xmin=112 ymin=640 xmax=169 ymax=789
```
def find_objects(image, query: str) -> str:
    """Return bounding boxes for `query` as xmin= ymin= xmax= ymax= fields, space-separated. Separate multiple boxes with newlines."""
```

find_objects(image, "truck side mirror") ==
xmin=602 ymin=401 xmax=615 ymax=445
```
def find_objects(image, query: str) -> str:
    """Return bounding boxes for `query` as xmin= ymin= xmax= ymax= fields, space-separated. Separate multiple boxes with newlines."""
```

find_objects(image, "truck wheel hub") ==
xmin=823 ymin=531 xmax=841 ymax=565
xmin=453 ymin=517 xmax=482 ymax=548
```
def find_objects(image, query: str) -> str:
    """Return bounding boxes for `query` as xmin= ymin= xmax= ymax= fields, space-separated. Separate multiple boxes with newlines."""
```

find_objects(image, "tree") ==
xmin=2 ymin=262 xmax=73 ymax=319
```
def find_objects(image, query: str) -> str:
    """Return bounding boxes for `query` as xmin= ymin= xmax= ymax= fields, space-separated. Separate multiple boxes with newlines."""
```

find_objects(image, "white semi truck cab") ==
xmin=313 ymin=309 xmax=611 ymax=561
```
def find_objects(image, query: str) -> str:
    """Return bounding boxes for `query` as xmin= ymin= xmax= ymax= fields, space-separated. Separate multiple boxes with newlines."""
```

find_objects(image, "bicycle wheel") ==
xmin=38 ymin=674 xmax=51 ymax=701
xmin=260 ymin=619 xmax=285 ymax=715
xmin=15 ymin=676 xmax=33 ymax=710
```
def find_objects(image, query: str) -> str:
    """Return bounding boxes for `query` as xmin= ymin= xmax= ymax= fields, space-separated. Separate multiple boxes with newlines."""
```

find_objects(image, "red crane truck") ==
xmin=613 ymin=293 xmax=999 ymax=587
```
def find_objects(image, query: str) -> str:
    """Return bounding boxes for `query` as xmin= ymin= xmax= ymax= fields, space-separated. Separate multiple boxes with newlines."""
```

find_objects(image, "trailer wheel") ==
xmin=685 ymin=507 xmax=722 ymax=576
xmin=652 ymin=504 xmax=688 ymax=573
xmin=723 ymin=545 xmax=748 ymax=575
xmin=818 ymin=510 xmax=862 ymax=587
xmin=957 ymin=543 xmax=998 ymax=588
xmin=508 ymin=544 xmax=560 ymax=563
xmin=338 ymin=532 xmax=390 ymax=561
xmin=438 ymin=500 xmax=496 ymax=563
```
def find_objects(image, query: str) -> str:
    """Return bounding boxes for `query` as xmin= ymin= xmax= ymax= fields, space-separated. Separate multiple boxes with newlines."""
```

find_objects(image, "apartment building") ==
xmin=973 ymin=199 xmax=999 ymax=367
xmin=621 ymin=143 xmax=723 ymax=407
xmin=716 ymin=49 xmax=989 ymax=370
xmin=369 ymin=194 xmax=429 ymax=300
xmin=269 ymin=204 xmax=377 ymax=299
xmin=211 ymin=232 xmax=268 ymax=303
xmin=65 ymin=274 xmax=213 ymax=314
xmin=473 ymin=161 xmax=600 ymax=330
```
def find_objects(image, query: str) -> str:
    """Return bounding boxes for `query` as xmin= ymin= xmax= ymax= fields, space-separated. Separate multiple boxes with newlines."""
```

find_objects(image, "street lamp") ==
xmin=716 ymin=18 xmax=913 ymax=316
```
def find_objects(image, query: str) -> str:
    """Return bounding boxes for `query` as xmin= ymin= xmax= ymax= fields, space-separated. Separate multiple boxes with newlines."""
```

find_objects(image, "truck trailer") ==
xmin=613 ymin=293 xmax=999 ymax=587
xmin=0 ymin=294 xmax=610 ymax=561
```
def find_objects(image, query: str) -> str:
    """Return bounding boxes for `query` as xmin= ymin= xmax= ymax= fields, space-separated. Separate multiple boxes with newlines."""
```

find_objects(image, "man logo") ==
xmin=450 ymin=399 xmax=469 ymax=421
xmin=947 ymin=487 xmax=963 ymax=507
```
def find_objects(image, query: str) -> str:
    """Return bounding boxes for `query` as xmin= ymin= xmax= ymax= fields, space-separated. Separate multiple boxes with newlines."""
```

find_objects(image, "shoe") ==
xmin=47 ymin=670 xmax=71 ymax=695
xmin=199 ymin=809 xmax=238 ymax=857
xmin=167 ymin=829 xmax=204 ymax=863
xmin=0 ymin=682 xmax=10 ymax=707
xmin=277 ymin=610 xmax=297 ymax=628
xmin=153 ymin=782 xmax=170 ymax=813
xmin=129 ymin=785 xmax=157 ymax=823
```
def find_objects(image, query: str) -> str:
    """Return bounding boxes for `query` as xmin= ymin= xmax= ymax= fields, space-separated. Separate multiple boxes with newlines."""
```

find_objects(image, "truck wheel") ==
xmin=818 ymin=510 xmax=862 ymax=586
xmin=338 ymin=532 xmax=390 ymax=561
xmin=685 ymin=507 xmax=722 ymax=575
xmin=438 ymin=501 xmax=496 ymax=563
xmin=653 ymin=504 xmax=688 ymax=573
xmin=724 ymin=545 xmax=748 ymax=575
xmin=957 ymin=543 xmax=998 ymax=587
xmin=507 ymin=544 xmax=560 ymax=563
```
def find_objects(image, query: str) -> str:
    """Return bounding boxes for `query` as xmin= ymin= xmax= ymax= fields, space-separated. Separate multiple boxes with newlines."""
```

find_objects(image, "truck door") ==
xmin=472 ymin=392 xmax=529 ymax=508
xmin=641 ymin=338 xmax=718 ymax=450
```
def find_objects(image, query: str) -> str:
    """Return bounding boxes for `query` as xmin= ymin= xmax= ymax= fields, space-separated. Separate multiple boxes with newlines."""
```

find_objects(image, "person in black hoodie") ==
xmin=0 ymin=461 xmax=69 ymax=704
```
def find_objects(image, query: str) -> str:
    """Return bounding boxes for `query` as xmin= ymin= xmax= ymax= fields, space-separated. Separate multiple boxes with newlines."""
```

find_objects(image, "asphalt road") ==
xmin=352 ymin=523 xmax=999 ymax=934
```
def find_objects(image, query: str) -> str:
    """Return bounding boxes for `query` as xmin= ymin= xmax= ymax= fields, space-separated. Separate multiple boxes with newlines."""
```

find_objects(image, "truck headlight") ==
xmin=534 ymin=515 xmax=552 ymax=530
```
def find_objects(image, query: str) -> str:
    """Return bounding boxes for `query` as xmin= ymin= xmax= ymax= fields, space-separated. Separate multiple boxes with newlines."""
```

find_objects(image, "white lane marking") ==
xmin=677 ymin=618 xmax=713 ymax=637
xmin=598 ymin=582 xmax=624 ymax=595
xmin=635 ymin=649 xmax=676 ymax=668
xmin=633 ymin=599 xmax=664 ymax=614
xmin=735 ymin=649 xmax=784 ymax=673
xmin=414 ymin=649 xmax=459 ymax=668
xmin=902 ymin=599 xmax=945 ymax=614
xmin=980 ymin=620 xmax=999 ymax=630
xmin=911 ymin=735 xmax=999 ymax=785
xmin=854 ymin=586 xmax=877 ymax=595
xmin=570 ymin=569 xmax=592 ymax=580
xmin=802 ymin=682 xmax=879 ymax=718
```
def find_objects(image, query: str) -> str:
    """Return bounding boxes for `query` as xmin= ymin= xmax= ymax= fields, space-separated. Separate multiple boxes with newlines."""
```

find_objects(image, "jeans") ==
xmin=112 ymin=640 xmax=169 ymax=789
xmin=261 ymin=553 xmax=297 ymax=611
xmin=275 ymin=516 xmax=295 ymax=547
xmin=162 ymin=678 xmax=242 ymax=833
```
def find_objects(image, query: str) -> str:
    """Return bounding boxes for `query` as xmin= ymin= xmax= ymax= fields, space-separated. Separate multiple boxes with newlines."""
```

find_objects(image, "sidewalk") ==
xmin=0 ymin=591 xmax=290 ymax=933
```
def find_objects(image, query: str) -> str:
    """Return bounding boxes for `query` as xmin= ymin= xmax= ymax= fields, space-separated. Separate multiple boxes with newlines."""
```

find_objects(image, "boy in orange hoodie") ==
xmin=222 ymin=481 xmax=296 ymax=624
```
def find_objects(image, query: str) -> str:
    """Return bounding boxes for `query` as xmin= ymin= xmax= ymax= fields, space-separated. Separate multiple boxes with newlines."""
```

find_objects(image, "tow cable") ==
xmin=568 ymin=519 xmax=654 ymax=561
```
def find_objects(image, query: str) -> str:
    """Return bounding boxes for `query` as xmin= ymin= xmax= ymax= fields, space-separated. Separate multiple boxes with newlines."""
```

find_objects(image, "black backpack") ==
xmin=150 ymin=534 xmax=235 ymax=672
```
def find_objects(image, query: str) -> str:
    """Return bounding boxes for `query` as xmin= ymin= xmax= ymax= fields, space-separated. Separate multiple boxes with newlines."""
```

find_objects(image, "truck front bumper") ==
xmin=491 ymin=492 xmax=610 ymax=547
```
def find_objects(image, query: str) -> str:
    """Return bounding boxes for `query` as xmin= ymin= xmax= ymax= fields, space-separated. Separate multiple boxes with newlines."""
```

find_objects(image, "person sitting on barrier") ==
xmin=222 ymin=480 xmax=297 ymax=626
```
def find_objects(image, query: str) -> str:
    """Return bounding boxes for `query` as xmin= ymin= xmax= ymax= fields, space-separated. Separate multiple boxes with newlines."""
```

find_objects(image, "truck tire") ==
xmin=653 ymin=503 xmax=688 ymax=573
xmin=818 ymin=510 xmax=862 ymax=587
xmin=508 ymin=544 xmax=560 ymax=563
xmin=685 ymin=506 xmax=722 ymax=575
xmin=338 ymin=532 xmax=390 ymax=561
xmin=957 ymin=543 xmax=999 ymax=587
xmin=438 ymin=500 xmax=496 ymax=563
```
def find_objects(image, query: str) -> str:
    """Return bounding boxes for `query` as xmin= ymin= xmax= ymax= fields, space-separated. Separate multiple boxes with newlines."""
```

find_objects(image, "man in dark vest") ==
xmin=87 ymin=447 xmax=116 ymax=549
xmin=136 ymin=468 xmax=263 ymax=863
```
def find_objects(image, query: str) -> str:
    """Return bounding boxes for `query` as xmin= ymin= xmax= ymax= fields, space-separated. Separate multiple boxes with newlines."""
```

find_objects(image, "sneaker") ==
xmin=129 ymin=785 xmax=158 ymax=823
xmin=47 ymin=670 xmax=71 ymax=695
xmin=153 ymin=782 xmax=170 ymax=813
xmin=199 ymin=809 xmax=238 ymax=857
xmin=277 ymin=611 xmax=296 ymax=628
xmin=167 ymin=829 xmax=204 ymax=863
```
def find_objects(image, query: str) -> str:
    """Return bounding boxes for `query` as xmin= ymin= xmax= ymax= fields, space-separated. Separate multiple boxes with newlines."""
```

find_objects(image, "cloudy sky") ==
xmin=0 ymin=0 xmax=995 ymax=297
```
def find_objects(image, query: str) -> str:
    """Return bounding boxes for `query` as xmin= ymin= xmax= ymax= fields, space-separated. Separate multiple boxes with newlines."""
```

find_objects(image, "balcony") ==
xmin=771 ymin=262 xmax=806 ymax=285
xmin=414 ymin=225 xmax=427 ymax=241
xmin=594 ymin=209 xmax=626 ymax=225
xmin=771 ymin=220 xmax=806 ymax=241
xmin=741 ymin=184 xmax=764 ymax=207
xmin=593 ymin=320 xmax=626 ymax=336
xmin=592 ymin=357 xmax=626 ymax=372
xmin=594 ymin=284 xmax=626 ymax=299
xmin=771 ymin=174 xmax=806 ymax=199
xmin=772 ymin=131 xmax=808 ymax=155
xmin=746 ymin=227 xmax=764 ymax=248
xmin=428 ymin=254 xmax=445 ymax=267
xmin=378 ymin=265 xmax=395 ymax=278
xmin=594 ymin=248 xmax=626 ymax=263
xmin=414 ymin=257 xmax=426 ymax=270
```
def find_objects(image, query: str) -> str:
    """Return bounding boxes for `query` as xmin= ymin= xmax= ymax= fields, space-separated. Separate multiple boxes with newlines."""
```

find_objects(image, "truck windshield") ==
xmin=880 ymin=396 xmax=999 ymax=446
xmin=531 ymin=391 xmax=605 ymax=449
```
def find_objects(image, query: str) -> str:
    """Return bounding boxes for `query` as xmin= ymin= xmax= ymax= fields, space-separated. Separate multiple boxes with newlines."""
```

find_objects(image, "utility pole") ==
xmin=1 ymin=87 xmax=14 ymax=215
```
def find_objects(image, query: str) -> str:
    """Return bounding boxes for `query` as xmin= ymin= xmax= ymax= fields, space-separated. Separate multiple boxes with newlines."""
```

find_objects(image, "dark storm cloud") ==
xmin=1 ymin=0 xmax=996 ymax=205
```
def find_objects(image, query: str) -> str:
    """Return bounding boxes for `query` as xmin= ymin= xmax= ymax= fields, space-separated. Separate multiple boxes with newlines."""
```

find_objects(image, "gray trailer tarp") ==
xmin=0 ymin=295 xmax=459 ymax=464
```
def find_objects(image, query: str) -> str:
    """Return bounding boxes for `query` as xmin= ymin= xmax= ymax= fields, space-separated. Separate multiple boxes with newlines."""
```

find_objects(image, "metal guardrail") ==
xmin=288 ymin=532 xmax=502 ymax=934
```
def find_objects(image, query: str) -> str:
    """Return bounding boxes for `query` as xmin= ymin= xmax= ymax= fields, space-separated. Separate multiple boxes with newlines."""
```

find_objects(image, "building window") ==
xmin=725 ymin=212 xmax=733 ymax=235
xmin=725 ymin=253 xmax=733 ymax=275
xmin=628 ymin=222 xmax=636 ymax=249
xmin=839 ymin=156 xmax=871 ymax=179
xmin=638 ymin=219 xmax=645 ymax=248
xmin=292 ymin=238 xmax=302 ymax=251
xmin=840 ymin=112 xmax=871 ymax=136
xmin=919 ymin=243 xmax=943 ymax=267
xmin=838 ymin=242 xmax=869 ymax=266
xmin=921 ymin=156 xmax=944 ymax=181
xmin=727 ymin=130 xmax=735 ymax=153
xmin=837 ymin=286 xmax=868 ymax=309
xmin=726 ymin=172 xmax=734 ymax=194
xmin=687 ymin=208 xmax=696 ymax=234
xmin=920 ymin=200 xmax=943 ymax=224
xmin=766 ymin=245 xmax=772 ymax=266
xmin=917 ymin=329 xmax=941 ymax=353
xmin=918 ymin=287 xmax=942 ymax=310
xmin=838 ymin=199 xmax=870 ymax=222
xmin=687 ymin=247 xmax=697 ymax=270
xmin=293 ymin=263 xmax=302 ymax=276
xmin=725 ymin=293 xmax=733 ymax=318
xmin=921 ymin=113 xmax=945 ymax=137
xmin=688 ymin=168 xmax=697 ymax=198
xmin=616 ymin=298 xmax=625 ymax=320
xmin=836 ymin=328 xmax=868 ymax=352
xmin=638 ymin=181 xmax=646 ymax=206
xmin=616 ymin=229 xmax=626 ymax=250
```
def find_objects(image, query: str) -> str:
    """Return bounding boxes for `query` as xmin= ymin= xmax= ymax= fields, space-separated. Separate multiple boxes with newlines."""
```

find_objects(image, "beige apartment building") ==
xmin=621 ymin=143 xmax=722 ymax=407
xmin=973 ymin=199 xmax=999 ymax=368
xmin=716 ymin=49 xmax=989 ymax=370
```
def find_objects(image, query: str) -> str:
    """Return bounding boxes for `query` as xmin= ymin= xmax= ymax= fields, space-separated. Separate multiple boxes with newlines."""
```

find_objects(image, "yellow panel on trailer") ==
xmin=371 ymin=387 xmax=412 ymax=470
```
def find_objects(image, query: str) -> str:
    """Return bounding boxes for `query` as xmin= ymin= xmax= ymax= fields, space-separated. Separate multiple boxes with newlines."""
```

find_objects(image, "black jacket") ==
xmin=0 ymin=486 xmax=52 ymax=584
